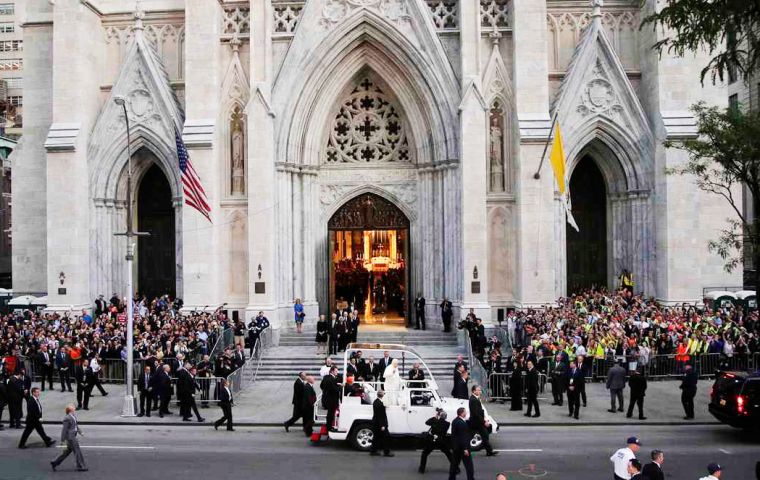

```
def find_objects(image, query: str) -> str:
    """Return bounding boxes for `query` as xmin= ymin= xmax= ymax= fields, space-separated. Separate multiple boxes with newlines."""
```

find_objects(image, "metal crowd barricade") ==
xmin=98 ymin=359 xmax=127 ymax=383
xmin=168 ymin=375 xmax=224 ymax=405
xmin=487 ymin=371 xmax=547 ymax=401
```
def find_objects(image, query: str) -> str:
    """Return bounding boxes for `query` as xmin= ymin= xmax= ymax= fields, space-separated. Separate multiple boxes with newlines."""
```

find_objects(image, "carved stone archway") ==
xmin=328 ymin=193 xmax=410 ymax=231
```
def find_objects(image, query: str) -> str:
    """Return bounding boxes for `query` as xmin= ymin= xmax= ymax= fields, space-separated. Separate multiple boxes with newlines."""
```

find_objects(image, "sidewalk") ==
xmin=33 ymin=378 xmax=717 ymax=427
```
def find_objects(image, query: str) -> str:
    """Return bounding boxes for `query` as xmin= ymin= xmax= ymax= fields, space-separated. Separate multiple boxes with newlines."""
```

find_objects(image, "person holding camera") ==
xmin=419 ymin=408 xmax=454 ymax=474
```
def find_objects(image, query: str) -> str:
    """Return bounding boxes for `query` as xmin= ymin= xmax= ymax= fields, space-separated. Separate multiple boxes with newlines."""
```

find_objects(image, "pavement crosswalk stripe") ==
xmin=56 ymin=445 xmax=155 ymax=450
xmin=494 ymin=449 xmax=543 ymax=452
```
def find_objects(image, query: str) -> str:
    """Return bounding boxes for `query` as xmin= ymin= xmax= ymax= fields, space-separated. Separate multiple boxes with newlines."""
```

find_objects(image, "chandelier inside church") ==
xmin=325 ymin=77 xmax=411 ymax=164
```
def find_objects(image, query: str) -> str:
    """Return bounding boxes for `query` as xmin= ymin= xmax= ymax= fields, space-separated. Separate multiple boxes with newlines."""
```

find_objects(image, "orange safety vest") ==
xmin=675 ymin=344 xmax=690 ymax=362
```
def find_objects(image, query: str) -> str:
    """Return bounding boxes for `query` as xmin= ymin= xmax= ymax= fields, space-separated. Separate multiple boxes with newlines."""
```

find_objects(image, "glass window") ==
xmin=729 ymin=94 xmax=739 ymax=113
xmin=8 ymin=95 xmax=21 ymax=106
xmin=0 ymin=4 xmax=14 ymax=15
xmin=0 ymin=23 xmax=13 ymax=33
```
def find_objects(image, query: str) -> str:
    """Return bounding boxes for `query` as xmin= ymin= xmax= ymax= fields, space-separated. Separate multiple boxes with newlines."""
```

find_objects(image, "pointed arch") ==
xmin=220 ymin=42 xmax=250 ymax=198
xmin=273 ymin=9 xmax=460 ymax=165
xmin=482 ymin=39 xmax=516 ymax=194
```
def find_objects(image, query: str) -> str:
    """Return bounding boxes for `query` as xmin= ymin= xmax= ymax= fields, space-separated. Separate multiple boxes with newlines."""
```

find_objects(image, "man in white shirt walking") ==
xmin=699 ymin=462 xmax=722 ymax=480
xmin=610 ymin=436 xmax=641 ymax=480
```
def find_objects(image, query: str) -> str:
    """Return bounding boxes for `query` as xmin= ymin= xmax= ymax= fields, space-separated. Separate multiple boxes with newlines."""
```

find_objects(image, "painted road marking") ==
xmin=719 ymin=448 xmax=731 ymax=454
xmin=495 ymin=449 xmax=543 ymax=452
xmin=57 ymin=445 xmax=155 ymax=450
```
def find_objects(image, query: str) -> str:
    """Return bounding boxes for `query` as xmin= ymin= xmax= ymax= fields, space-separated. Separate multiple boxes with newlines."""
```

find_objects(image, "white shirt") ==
xmin=699 ymin=476 xmax=719 ymax=480
xmin=610 ymin=447 xmax=635 ymax=479
xmin=319 ymin=365 xmax=331 ymax=378
xmin=90 ymin=358 xmax=100 ymax=373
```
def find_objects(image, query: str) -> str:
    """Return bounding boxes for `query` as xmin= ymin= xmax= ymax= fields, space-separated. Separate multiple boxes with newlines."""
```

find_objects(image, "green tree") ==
xmin=642 ymin=0 xmax=760 ymax=84
xmin=666 ymin=103 xmax=760 ymax=288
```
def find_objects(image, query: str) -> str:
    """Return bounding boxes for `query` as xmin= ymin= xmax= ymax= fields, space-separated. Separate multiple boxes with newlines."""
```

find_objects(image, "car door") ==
xmin=406 ymin=388 xmax=436 ymax=434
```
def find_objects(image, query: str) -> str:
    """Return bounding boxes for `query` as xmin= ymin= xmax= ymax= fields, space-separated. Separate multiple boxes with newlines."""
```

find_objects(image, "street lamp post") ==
xmin=113 ymin=94 xmax=149 ymax=417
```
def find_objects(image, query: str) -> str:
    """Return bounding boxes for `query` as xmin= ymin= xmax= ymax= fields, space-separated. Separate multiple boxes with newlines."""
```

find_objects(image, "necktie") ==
xmin=36 ymin=398 xmax=42 ymax=417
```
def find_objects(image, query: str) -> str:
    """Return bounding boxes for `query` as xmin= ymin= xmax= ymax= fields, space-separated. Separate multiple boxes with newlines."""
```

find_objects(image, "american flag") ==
xmin=176 ymin=128 xmax=211 ymax=222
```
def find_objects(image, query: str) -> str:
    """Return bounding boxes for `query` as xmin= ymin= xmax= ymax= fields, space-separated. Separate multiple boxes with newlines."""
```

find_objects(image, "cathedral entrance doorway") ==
xmin=137 ymin=163 xmax=176 ymax=298
xmin=566 ymin=156 xmax=608 ymax=294
xmin=328 ymin=193 xmax=410 ymax=327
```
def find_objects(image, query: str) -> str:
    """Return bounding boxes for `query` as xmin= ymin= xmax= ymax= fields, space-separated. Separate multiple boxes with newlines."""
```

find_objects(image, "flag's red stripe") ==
xmin=182 ymin=177 xmax=210 ymax=212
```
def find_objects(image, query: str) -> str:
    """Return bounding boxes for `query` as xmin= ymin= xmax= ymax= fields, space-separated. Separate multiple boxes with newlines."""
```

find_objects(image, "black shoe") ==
xmin=146 ymin=413 xmax=151 ymax=417
xmin=159 ymin=414 xmax=164 ymax=418
xmin=182 ymin=418 xmax=192 ymax=422
xmin=626 ymin=414 xmax=632 ymax=418
xmin=214 ymin=423 xmax=219 ymax=430
xmin=51 ymin=462 xmax=57 ymax=472
xmin=18 ymin=445 xmax=27 ymax=449
xmin=486 ymin=451 xmax=499 ymax=457
xmin=227 ymin=428 xmax=235 ymax=431
xmin=583 ymin=404 xmax=587 ymax=407
xmin=82 ymin=407 xmax=89 ymax=410
xmin=607 ymin=409 xmax=616 ymax=413
xmin=197 ymin=417 xmax=205 ymax=422
xmin=523 ymin=413 xmax=531 ymax=417
xmin=639 ymin=417 xmax=647 ymax=420
xmin=102 ymin=392 xmax=108 ymax=396
xmin=568 ymin=413 xmax=573 ymax=417
xmin=77 ymin=468 xmax=89 ymax=472
xmin=165 ymin=411 xmax=174 ymax=415
xmin=137 ymin=413 xmax=144 ymax=417
xmin=574 ymin=415 xmax=579 ymax=419
xmin=532 ymin=414 xmax=540 ymax=418
xmin=284 ymin=422 xmax=290 ymax=433
xmin=68 ymin=389 xmax=73 ymax=393
xmin=384 ymin=453 xmax=394 ymax=457
xmin=418 ymin=468 xmax=425 ymax=474
xmin=61 ymin=389 xmax=65 ymax=393
xmin=617 ymin=408 xmax=623 ymax=412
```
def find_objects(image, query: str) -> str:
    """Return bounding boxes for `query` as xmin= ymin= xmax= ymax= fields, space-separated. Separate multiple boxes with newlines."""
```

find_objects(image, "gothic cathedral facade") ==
xmin=14 ymin=0 xmax=740 ymax=331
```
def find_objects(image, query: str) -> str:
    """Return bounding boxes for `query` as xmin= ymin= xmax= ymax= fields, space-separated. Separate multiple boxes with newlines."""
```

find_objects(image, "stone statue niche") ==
xmin=230 ymin=105 xmax=246 ymax=196
xmin=489 ymin=101 xmax=505 ymax=193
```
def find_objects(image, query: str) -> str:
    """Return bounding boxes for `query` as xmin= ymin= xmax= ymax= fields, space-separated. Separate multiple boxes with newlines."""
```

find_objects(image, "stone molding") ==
xmin=45 ymin=123 xmax=81 ymax=152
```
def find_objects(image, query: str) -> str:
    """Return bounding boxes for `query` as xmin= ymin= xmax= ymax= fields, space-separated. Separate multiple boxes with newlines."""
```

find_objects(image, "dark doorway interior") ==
xmin=566 ymin=156 xmax=607 ymax=295
xmin=137 ymin=163 xmax=176 ymax=298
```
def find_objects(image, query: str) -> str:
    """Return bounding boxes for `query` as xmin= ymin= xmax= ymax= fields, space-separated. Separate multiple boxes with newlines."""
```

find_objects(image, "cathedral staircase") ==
xmin=254 ymin=328 xmax=463 ymax=382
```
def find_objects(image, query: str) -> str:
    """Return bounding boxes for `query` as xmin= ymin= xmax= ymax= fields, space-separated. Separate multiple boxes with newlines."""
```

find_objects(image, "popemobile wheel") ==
xmin=470 ymin=433 xmax=484 ymax=451
xmin=349 ymin=424 xmax=374 ymax=451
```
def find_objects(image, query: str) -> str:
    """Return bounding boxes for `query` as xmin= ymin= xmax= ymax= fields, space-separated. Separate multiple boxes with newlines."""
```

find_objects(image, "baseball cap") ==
xmin=707 ymin=463 xmax=721 ymax=474
xmin=626 ymin=436 xmax=641 ymax=446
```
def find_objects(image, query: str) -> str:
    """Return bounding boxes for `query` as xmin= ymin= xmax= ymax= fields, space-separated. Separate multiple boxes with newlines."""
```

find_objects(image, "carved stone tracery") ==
xmin=320 ymin=0 xmax=411 ymax=28
xmin=577 ymin=60 xmax=624 ymax=119
xmin=328 ymin=193 xmax=410 ymax=230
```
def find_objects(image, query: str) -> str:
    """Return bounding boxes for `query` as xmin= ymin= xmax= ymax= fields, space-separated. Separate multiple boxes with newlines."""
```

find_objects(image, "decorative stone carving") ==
xmin=427 ymin=0 xmax=458 ymax=30
xmin=384 ymin=183 xmax=418 ymax=208
xmin=230 ymin=105 xmax=246 ymax=196
xmin=325 ymin=77 xmax=412 ymax=164
xmin=274 ymin=2 xmax=304 ymax=34
xmin=489 ymin=102 xmax=505 ymax=193
xmin=480 ymin=0 xmax=510 ymax=29
xmin=221 ymin=6 xmax=250 ymax=37
xmin=577 ymin=60 xmax=624 ymax=119
xmin=320 ymin=184 xmax=354 ymax=207
xmin=328 ymin=193 xmax=410 ymax=230
xmin=320 ymin=0 xmax=411 ymax=28
xmin=103 ymin=23 xmax=185 ymax=81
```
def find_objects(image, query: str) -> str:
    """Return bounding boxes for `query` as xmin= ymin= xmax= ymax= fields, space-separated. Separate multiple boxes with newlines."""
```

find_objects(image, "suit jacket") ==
xmin=320 ymin=375 xmax=340 ymax=409
xmin=291 ymin=378 xmax=305 ymax=407
xmin=8 ymin=376 xmax=24 ymax=401
xmin=378 ymin=357 xmax=393 ymax=378
xmin=37 ymin=351 xmax=53 ymax=369
xmin=629 ymin=373 xmax=647 ymax=397
xmin=137 ymin=371 xmax=152 ymax=394
xmin=55 ymin=351 xmax=70 ymax=370
xmin=414 ymin=297 xmax=425 ymax=313
xmin=468 ymin=395 xmax=487 ymax=430
xmin=606 ymin=365 xmax=627 ymax=390
xmin=450 ymin=417 xmax=471 ymax=451
xmin=680 ymin=370 xmax=698 ymax=393
xmin=60 ymin=414 xmax=81 ymax=442
xmin=362 ymin=362 xmax=379 ymax=380
xmin=176 ymin=368 xmax=194 ymax=397
xmin=25 ymin=396 xmax=43 ymax=424
xmin=642 ymin=462 xmax=664 ymax=480
xmin=218 ymin=386 xmax=233 ymax=407
xmin=372 ymin=398 xmax=388 ymax=430
xmin=74 ymin=365 xmax=86 ymax=386
xmin=525 ymin=368 xmax=540 ymax=396
xmin=452 ymin=375 xmax=469 ymax=400
xmin=302 ymin=383 xmax=317 ymax=411
xmin=567 ymin=367 xmax=585 ymax=391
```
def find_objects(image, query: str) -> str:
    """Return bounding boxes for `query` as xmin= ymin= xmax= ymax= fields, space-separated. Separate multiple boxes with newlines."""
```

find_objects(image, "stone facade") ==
xmin=15 ymin=0 xmax=741 ymax=332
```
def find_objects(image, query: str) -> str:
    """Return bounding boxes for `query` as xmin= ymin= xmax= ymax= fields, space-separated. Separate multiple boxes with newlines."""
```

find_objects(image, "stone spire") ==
xmin=133 ymin=0 xmax=145 ymax=32
xmin=590 ymin=0 xmax=603 ymax=19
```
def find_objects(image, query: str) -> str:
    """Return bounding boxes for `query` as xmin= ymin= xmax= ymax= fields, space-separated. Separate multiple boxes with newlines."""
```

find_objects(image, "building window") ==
xmin=0 ymin=40 xmax=21 ymax=52
xmin=4 ymin=76 xmax=19 ymax=88
xmin=0 ymin=4 xmax=14 ymax=15
xmin=8 ymin=95 xmax=21 ymax=106
xmin=729 ymin=94 xmax=739 ymax=113
xmin=0 ymin=58 xmax=20 ymax=70
xmin=0 ymin=23 xmax=13 ymax=33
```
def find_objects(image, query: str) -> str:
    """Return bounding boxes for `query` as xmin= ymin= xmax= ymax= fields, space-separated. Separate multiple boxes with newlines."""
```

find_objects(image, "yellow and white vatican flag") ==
xmin=549 ymin=123 xmax=579 ymax=232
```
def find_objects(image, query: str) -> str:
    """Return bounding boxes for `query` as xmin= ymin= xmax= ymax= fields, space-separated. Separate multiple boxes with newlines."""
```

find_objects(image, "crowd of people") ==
xmin=0 ymin=294 xmax=270 ymax=429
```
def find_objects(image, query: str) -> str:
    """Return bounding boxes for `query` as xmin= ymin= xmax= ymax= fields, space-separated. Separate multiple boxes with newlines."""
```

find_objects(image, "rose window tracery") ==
xmin=325 ymin=77 xmax=412 ymax=164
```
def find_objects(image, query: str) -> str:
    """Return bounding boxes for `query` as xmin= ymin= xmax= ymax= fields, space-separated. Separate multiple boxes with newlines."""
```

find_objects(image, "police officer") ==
xmin=419 ymin=408 xmax=454 ymax=474
xmin=610 ymin=436 xmax=641 ymax=480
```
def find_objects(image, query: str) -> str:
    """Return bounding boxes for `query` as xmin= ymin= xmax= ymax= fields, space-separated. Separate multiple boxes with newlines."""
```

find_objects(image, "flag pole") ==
xmin=533 ymin=110 xmax=560 ymax=180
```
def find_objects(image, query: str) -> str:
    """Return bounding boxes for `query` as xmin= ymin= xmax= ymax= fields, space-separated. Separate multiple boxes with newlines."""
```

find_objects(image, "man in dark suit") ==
xmin=284 ymin=372 xmax=306 ymax=432
xmin=320 ymin=366 xmax=341 ymax=431
xmin=452 ymin=370 xmax=469 ymax=400
xmin=606 ymin=361 xmax=627 ymax=413
xmin=408 ymin=363 xmax=425 ymax=388
xmin=81 ymin=361 xmax=97 ymax=410
xmin=524 ymin=360 xmax=540 ymax=418
xmin=18 ymin=387 xmax=55 ymax=449
xmin=679 ymin=364 xmax=698 ymax=419
xmin=642 ymin=449 xmax=665 ymax=480
xmin=414 ymin=294 xmax=426 ymax=330
xmin=214 ymin=378 xmax=234 ymax=431
xmin=137 ymin=365 xmax=153 ymax=417
xmin=419 ymin=409 xmax=453 ymax=473
xmin=185 ymin=366 xmax=205 ymax=423
xmin=154 ymin=364 xmax=173 ymax=417
xmin=73 ymin=361 xmax=87 ymax=411
xmin=449 ymin=407 xmax=474 ymax=480
xmin=56 ymin=347 xmax=73 ymax=393
xmin=626 ymin=369 xmax=648 ymax=420
xmin=377 ymin=351 xmax=393 ymax=383
xmin=468 ymin=385 xmax=496 ymax=456
xmin=567 ymin=359 xmax=585 ymax=419
xmin=440 ymin=298 xmax=453 ymax=333
xmin=0 ymin=373 xmax=7 ymax=430
xmin=37 ymin=346 xmax=55 ymax=392
xmin=7 ymin=371 xmax=25 ymax=428
xmin=176 ymin=363 xmax=195 ymax=421
xmin=302 ymin=375 xmax=317 ymax=437
xmin=369 ymin=391 xmax=393 ymax=457
xmin=362 ymin=356 xmax=380 ymax=382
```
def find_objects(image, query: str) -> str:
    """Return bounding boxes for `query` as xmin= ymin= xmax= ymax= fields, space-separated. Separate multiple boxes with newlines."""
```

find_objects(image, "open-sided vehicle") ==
xmin=318 ymin=343 xmax=499 ymax=451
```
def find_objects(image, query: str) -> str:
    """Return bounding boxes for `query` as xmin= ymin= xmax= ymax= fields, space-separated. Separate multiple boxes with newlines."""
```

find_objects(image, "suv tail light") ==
xmin=737 ymin=395 xmax=747 ymax=415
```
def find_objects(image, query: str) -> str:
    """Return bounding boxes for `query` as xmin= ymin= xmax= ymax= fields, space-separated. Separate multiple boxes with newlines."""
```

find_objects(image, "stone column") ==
xmin=459 ymin=0 xmax=491 ymax=322
xmin=246 ymin=0 xmax=280 ymax=336
xmin=182 ymin=0 xmax=221 ymax=310
xmin=513 ymin=0 xmax=556 ymax=306
xmin=44 ymin=0 xmax=103 ymax=310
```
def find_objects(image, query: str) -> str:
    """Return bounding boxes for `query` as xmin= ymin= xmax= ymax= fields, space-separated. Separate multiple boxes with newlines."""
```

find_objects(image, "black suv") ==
xmin=709 ymin=371 xmax=760 ymax=429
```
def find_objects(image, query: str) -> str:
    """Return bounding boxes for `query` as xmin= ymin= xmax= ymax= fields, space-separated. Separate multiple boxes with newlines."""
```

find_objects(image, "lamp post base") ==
xmin=121 ymin=394 xmax=138 ymax=417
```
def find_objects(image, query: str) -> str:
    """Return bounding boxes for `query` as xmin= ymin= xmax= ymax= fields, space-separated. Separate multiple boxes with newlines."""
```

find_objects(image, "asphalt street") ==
xmin=0 ymin=424 xmax=757 ymax=479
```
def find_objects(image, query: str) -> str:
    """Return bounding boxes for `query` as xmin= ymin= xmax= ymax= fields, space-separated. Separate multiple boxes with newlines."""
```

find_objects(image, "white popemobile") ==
xmin=317 ymin=343 xmax=499 ymax=451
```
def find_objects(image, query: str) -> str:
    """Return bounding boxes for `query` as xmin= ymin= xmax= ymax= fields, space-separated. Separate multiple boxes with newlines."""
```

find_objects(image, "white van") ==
xmin=318 ymin=343 xmax=499 ymax=451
